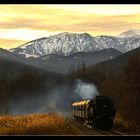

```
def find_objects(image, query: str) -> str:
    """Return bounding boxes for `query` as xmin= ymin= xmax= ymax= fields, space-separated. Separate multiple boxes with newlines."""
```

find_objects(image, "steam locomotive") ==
xmin=72 ymin=96 xmax=116 ymax=130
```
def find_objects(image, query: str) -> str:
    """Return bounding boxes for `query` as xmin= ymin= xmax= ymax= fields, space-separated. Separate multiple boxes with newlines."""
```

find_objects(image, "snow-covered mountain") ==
xmin=10 ymin=33 xmax=101 ymax=58
xmin=10 ymin=31 xmax=140 ymax=58
xmin=118 ymin=29 xmax=140 ymax=38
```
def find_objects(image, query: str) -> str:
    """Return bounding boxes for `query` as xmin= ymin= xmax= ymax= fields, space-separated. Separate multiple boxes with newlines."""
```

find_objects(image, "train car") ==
xmin=72 ymin=96 xmax=116 ymax=130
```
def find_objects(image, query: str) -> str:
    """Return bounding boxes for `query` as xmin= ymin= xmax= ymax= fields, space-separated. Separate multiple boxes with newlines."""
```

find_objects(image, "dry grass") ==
xmin=114 ymin=113 xmax=124 ymax=128
xmin=113 ymin=112 xmax=140 ymax=135
xmin=0 ymin=113 xmax=85 ymax=135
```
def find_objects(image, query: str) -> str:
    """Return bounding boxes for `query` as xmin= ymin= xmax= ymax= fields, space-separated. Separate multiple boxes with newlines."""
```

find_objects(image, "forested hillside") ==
xmin=67 ymin=47 xmax=140 ymax=129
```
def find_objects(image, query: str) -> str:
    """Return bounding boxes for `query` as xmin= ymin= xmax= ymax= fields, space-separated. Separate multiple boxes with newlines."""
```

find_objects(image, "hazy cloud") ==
xmin=0 ymin=5 xmax=139 ymax=48
xmin=0 ymin=38 xmax=27 ymax=49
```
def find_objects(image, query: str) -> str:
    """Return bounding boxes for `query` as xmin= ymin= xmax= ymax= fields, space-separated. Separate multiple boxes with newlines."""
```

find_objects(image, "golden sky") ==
xmin=0 ymin=4 xmax=140 ymax=49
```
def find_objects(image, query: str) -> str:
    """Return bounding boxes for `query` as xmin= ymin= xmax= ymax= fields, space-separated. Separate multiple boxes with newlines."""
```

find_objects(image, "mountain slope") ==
xmin=0 ymin=48 xmax=121 ymax=74
xmin=10 ymin=31 xmax=140 ymax=58
xmin=88 ymin=47 xmax=140 ymax=76
xmin=118 ymin=29 xmax=140 ymax=38
xmin=10 ymin=33 xmax=99 ymax=57
xmin=0 ymin=48 xmax=50 ymax=70
xmin=0 ymin=49 xmax=61 ymax=78
xmin=31 ymin=48 xmax=122 ymax=74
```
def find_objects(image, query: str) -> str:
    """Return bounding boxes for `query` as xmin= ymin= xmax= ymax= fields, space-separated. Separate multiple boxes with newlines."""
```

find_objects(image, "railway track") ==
xmin=69 ymin=118 xmax=127 ymax=135
xmin=111 ymin=129 xmax=127 ymax=136
xmin=93 ymin=128 xmax=127 ymax=136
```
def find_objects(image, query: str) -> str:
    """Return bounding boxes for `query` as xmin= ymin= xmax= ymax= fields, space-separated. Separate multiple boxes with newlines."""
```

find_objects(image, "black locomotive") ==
xmin=72 ymin=96 xmax=116 ymax=130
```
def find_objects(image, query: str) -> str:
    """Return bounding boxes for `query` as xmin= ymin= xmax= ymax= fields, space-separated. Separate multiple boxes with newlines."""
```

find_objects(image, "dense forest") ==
xmin=0 ymin=66 xmax=64 ymax=114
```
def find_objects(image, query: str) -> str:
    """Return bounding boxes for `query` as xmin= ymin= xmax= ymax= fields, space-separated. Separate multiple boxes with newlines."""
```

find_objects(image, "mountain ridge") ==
xmin=118 ymin=29 xmax=140 ymax=38
xmin=31 ymin=48 xmax=122 ymax=74
xmin=9 ymin=30 xmax=140 ymax=58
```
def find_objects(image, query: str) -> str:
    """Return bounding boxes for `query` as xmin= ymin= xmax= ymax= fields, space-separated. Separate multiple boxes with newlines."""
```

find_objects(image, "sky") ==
xmin=0 ymin=4 xmax=140 ymax=49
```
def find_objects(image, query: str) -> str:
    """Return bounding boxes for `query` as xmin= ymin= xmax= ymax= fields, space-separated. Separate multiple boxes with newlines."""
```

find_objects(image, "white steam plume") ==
xmin=6 ymin=79 xmax=99 ymax=115
xmin=75 ymin=79 xmax=99 ymax=100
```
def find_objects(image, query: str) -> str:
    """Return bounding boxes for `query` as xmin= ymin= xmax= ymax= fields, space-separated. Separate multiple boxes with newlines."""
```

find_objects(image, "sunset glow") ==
xmin=0 ymin=4 xmax=140 ymax=49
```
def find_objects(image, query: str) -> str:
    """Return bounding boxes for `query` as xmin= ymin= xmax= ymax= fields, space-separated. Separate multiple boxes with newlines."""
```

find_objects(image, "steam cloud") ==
xmin=6 ymin=79 xmax=99 ymax=116
xmin=75 ymin=79 xmax=99 ymax=100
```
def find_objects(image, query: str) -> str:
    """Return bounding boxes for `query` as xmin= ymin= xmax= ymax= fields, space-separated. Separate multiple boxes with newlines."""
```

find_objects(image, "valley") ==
xmin=0 ymin=30 xmax=140 ymax=135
